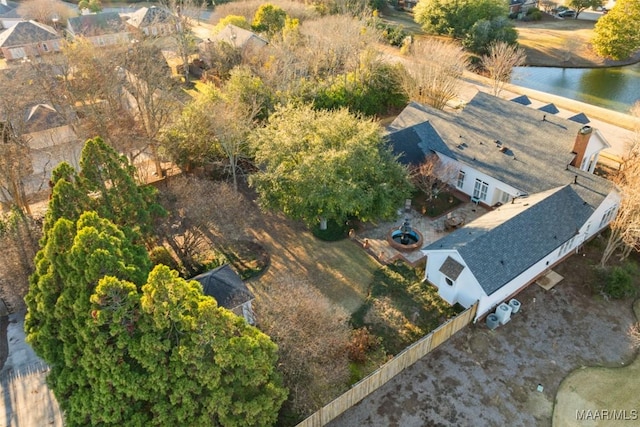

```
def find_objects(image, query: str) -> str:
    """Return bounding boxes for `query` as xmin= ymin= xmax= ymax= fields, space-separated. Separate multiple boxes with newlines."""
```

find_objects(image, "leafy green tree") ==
xmin=249 ymin=103 xmax=412 ymax=228
xmin=414 ymin=0 xmax=508 ymax=39
xmin=213 ymin=14 xmax=252 ymax=33
xmin=252 ymin=3 xmax=287 ymax=36
xmin=568 ymin=0 xmax=603 ymax=18
xmin=592 ymin=0 xmax=640 ymax=60
xmin=44 ymin=137 xmax=165 ymax=243
xmin=462 ymin=16 xmax=518 ymax=55
xmin=78 ymin=0 xmax=102 ymax=13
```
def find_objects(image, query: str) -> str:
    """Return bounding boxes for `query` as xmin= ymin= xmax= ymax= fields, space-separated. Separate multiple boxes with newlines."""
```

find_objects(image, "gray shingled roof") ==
xmin=568 ymin=112 xmax=590 ymax=125
xmin=0 ymin=20 xmax=59 ymax=48
xmin=386 ymin=120 xmax=454 ymax=166
xmin=424 ymin=182 xmax=611 ymax=295
xmin=538 ymin=103 xmax=560 ymax=114
xmin=209 ymin=24 xmax=268 ymax=49
xmin=67 ymin=12 xmax=127 ymax=37
xmin=0 ymin=1 xmax=17 ymax=15
xmin=192 ymin=264 xmax=254 ymax=309
xmin=389 ymin=92 xmax=595 ymax=196
xmin=126 ymin=6 xmax=173 ymax=28
xmin=24 ymin=104 xmax=67 ymax=133
xmin=511 ymin=95 xmax=531 ymax=106
xmin=439 ymin=256 xmax=465 ymax=280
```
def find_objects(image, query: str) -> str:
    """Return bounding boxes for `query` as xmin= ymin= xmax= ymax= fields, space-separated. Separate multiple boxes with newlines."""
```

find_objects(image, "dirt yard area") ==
xmin=553 ymin=300 xmax=640 ymax=426
xmin=328 ymin=238 xmax=638 ymax=427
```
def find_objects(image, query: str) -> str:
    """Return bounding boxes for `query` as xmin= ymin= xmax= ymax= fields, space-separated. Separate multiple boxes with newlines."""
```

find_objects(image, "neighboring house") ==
xmin=22 ymin=103 xmax=81 ymax=196
xmin=0 ymin=1 xmax=21 ymax=30
xmin=192 ymin=264 xmax=256 ymax=325
xmin=509 ymin=0 xmax=539 ymax=14
xmin=388 ymin=92 xmax=618 ymax=322
xmin=204 ymin=24 xmax=268 ymax=52
xmin=67 ymin=12 xmax=130 ymax=47
xmin=0 ymin=20 xmax=61 ymax=60
xmin=124 ymin=6 xmax=175 ymax=37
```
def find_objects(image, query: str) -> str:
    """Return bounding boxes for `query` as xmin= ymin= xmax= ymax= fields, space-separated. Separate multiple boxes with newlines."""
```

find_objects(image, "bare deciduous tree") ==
xmin=256 ymin=276 xmax=351 ymax=416
xmin=481 ymin=41 xmax=526 ymax=97
xmin=401 ymin=39 xmax=468 ymax=110
xmin=17 ymin=0 xmax=74 ymax=27
xmin=410 ymin=155 xmax=458 ymax=201
xmin=601 ymin=111 xmax=640 ymax=266
xmin=163 ymin=0 xmax=202 ymax=84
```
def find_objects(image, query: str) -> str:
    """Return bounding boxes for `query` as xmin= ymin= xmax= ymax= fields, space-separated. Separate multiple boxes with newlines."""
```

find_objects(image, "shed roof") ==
xmin=192 ymin=264 xmax=254 ymax=309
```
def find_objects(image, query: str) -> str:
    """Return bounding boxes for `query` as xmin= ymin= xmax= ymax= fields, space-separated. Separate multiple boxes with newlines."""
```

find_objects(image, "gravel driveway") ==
xmin=328 ymin=245 xmax=638 ymax=427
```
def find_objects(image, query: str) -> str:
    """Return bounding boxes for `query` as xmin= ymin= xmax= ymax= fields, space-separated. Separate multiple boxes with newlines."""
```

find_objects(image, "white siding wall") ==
xmin=424 ymin=250 xmax=485 ymax=308
xmin=437 ymin=154 xmax=522 ymax=205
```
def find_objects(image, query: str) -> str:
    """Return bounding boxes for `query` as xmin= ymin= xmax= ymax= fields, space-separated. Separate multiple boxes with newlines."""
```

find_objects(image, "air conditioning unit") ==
xmin=495 ymin=303 xmax=512 ymax=325
xmin=486 ymin=314 xmax=500 ymax=330
xmin=509 ymin=299 xmax=521 ymax=313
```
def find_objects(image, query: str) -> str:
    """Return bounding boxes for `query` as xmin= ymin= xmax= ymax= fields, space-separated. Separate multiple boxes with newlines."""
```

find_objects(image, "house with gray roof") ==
xmin=124 ymin=6 xmax=175 ymax=37
xmin=192 ymin=264 xmax=256 ymax=324
xmin=67 ymin=12 xmax=130 ymax=47
xmin=0 ymin=1 xmax=21 ymax=30
xmin=0 ymin=20 xmax=61 ymax=60
xmin=388 ymin=92 xmax=619 ymax=321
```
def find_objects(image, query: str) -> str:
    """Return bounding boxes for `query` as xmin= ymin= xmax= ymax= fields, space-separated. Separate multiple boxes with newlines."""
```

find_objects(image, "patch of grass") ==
xmin=351 ymin=263 xmax=462 ymax=355
xmin=218 ymin=240 xmax=270 ymax=280
xmin=412 ymin=190 xmax=463 ymax=218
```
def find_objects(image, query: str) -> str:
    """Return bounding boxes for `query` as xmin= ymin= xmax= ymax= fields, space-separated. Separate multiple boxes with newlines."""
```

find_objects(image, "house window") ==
xmin=599 ymin=206 xmax=617 ymax=228
xmin=457 ymin=170 xmax=465 ymax=188
xmin=559 ymin=235 xmax=577 ymax=256
xmin=500 ymin=190 xmax=511 ymax=204
xmin=444 ymin=277 xmax=454 ymax=286
xmin=41 ymin=43 xmax=49 ymax=52
xmin=473 ymin=179 xmax=489 ymax=201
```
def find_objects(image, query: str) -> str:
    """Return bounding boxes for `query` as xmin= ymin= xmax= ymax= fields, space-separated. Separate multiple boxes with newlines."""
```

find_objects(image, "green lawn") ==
xmin=351 ymin=263 xmax=462 ymax=355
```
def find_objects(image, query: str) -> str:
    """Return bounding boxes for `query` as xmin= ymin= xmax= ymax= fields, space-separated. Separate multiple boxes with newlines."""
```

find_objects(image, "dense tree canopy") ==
xmin=414 ymin=0 xmax=508 ymax=39
xmin=249 ymin=103 xmax=412 ymax=227
xmin=44 ymin=137 xmax=165 ymax=243
xmin=25 ymin=211 xmax=287 ymax=426
xmin=592 ymin=0 xmax=640 ymax=60
xmin=462 ymin=16 xmax=518 ymax=55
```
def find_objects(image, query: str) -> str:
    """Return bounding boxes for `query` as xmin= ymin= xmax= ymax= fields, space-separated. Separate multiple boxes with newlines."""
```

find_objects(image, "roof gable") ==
xmin=567 ymin=112 xmax=590 ymax=125
xmin=127 ymin=6 xmax=174 ymax=28
xmin=0 ymin=20 xmax=59 ymax=48
xmin=439 ymin=256 xmax=465 ymax=280
xmin=192 ymin=264 xmax=254 ymax=309
xmin=210 ymin=24 xmax=268 ymax=49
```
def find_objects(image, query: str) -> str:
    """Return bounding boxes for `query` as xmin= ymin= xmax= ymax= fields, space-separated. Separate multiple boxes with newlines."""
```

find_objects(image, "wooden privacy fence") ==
xmin=297 ymin=302 xmax=478 ymax=427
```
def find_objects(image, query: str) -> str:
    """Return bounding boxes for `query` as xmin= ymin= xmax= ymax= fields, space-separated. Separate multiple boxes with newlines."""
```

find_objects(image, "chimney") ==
xmin=570 ymin=125 xmax=593 ymax=169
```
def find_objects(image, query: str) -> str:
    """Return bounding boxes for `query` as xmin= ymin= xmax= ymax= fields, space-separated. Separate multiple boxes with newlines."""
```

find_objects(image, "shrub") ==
xmin=149 ymin=246 xmax=180 ymax=271
xmin=347 ymin=327 xmax=380 ymax=363
xmin=597 ymin=261 xmax=639 ymax=299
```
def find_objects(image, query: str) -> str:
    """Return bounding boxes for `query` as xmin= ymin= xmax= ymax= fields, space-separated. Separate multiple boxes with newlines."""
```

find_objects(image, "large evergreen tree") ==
xmin=25 ymin=212 xmax=287 ymax=426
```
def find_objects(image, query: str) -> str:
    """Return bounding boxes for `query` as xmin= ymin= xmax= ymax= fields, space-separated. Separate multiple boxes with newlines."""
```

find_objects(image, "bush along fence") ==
xmin=296 ymin=302 xmax=479 ymax=427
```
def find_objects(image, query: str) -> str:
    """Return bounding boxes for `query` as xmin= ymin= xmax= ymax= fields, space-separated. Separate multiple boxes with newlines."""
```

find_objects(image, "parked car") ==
xmin=558 ymin=9 xmax=576 ymax=18
xmin=552 ymin=5 xmax=569 ymax=13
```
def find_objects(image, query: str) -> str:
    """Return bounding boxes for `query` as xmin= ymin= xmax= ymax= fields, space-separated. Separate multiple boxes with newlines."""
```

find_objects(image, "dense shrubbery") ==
xmin=596 ymin=260 xmax=640 ymax=299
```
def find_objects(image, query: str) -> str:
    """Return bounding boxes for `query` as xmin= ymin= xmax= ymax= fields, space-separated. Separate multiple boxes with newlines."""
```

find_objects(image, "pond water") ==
xmin=510 ymin=63 xmax=640 ymax=114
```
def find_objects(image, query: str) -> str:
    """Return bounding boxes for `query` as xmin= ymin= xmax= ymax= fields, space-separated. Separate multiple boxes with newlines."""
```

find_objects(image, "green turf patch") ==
xmin=351 ymin=263 xmax=462 ymax=355
xmin=311 ymin=219 xmax=349 ymax=241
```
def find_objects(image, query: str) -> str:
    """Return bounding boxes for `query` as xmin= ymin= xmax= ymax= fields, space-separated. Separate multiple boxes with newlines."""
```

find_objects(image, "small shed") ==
xmin=192 ymin=264 xmax=255 ymax=325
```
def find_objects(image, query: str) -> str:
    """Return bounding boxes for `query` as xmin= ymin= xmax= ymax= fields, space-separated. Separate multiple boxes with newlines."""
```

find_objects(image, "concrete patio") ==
xmin=352 ymin=196 xmax=489 ymax=267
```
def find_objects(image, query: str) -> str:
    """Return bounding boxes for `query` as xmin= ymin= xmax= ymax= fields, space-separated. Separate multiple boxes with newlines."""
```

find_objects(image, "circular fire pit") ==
xmin=386 ymin=218 xmax=424 ymax=252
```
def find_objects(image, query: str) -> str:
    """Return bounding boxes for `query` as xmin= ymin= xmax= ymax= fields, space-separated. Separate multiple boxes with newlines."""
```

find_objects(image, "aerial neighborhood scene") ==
xmin=0 ymin=0 xmax=639 ymax=425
